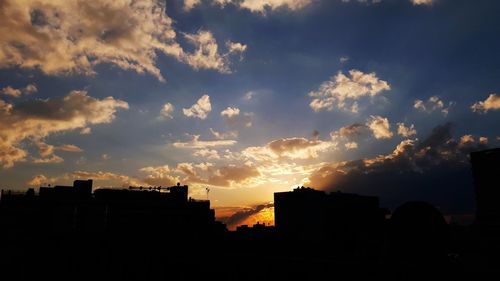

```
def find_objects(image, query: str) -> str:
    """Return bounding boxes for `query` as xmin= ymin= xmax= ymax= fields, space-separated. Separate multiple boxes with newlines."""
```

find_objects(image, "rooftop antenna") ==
xmin=206 ymin=187 xmax=210 ymax=200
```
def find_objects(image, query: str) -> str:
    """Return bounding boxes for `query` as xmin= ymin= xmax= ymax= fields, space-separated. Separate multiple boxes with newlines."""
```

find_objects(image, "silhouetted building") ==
xmin=274 ymin=186 xmax=386 ymax=253
xmin=0 ymin=180 xmax=223 ymax=239
xmin=471 ymin=148 xmax=500 ymax=241
xmin=385 ymin=201 xmax=449 ymax=264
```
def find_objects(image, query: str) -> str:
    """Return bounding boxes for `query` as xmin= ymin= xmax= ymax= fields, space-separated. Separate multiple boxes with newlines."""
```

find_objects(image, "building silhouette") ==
xmin=1 ymin=180 xmax=224 ymax=238
xmin=274 ymin=186 xmax=387 ymax=255
xmin=1 ymin=147 xmax=500 ymax=279
xmin=385 ymin=201 xmax=449 ymax=264
xmin=470 ymin=148 xmax=500 ymax=244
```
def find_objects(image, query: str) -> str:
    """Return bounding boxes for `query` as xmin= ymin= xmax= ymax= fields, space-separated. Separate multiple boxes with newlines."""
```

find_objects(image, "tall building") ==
xmin=470 ymin=148 xmax=500 ymax=238
xmin=274 ymin=186 xmax=386 ymax=247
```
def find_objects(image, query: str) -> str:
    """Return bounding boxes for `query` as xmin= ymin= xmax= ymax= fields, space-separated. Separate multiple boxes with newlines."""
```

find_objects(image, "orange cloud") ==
xmin=0 ymin=0 xmax=246 ymax=81
xmin=0 ymin=90 xmax=128 ymax=168
xmin=309 ymin=70 xmax=390 ymax=113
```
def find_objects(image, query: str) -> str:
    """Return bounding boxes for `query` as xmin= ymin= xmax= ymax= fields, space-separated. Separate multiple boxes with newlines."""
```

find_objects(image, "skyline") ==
xmin=1 ymin=0 xmax=499 ymax=223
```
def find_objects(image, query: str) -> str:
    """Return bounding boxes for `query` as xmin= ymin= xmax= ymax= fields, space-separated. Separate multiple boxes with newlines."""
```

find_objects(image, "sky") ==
xmin=1 ymin=0 xmax=499 ymax=228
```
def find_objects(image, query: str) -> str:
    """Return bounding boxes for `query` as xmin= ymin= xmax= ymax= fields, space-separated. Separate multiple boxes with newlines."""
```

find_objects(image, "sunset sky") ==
xmin=1 ymin=0 xmax=499 ymax=227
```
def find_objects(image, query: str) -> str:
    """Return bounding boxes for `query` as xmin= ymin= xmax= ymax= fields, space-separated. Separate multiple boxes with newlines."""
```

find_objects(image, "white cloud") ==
xmin=244 ymin=91 xmax=255 ymax=101
xmin=24 ymin=84 xmax=38 ymax=94
xmin=0 ymin=0 xmax=246 ymax=81
xmin=345 ymin=142 xmax=358 ymax=150
xmin=308 ymin=69 xmax=390 ymax=113
xmin=414 ymin=96 xmax=453 ymax=116
xmin=193 ymin=148 xmax=221 ymax=160
xmin=182 ymin=31 xmax=247 ymax=74
xmin=183 ymin=94 xmax=212 ymax=119
xmin=221 ymin=107 xmax=240 ymax=118
xmin=184 ymin=0 xmax=202 ymax=11
xmin=397 ymin=122 xmax=417 ymax=138
xmin=140 ymin=165 xmax=179 ymax=186
xmin=340 ymin=56 xmax=349 ymax=63
xmin=173 ymin=135 xmax=237 ymax=149
xmin=367 ymin=115 xmax=393 ymax=139
xmin=160 ymin=102 xmax=175 ymax=120
xmin=471 ymin=94 xmax=500 ymax=113
xmin=227 ymin=0 xmax=313 ymax=13
xmin=102 ymin=154 xmax=111 ymax=160
xmin=0 ymin=90 xmax=128 ymax=168
xmin=80 ymin=127 xmax=92 ymax=135
xmin=220 ymin=106 xmax=254 ymax=128
xmin=210 ymin=128 xmax=239 ymax=140
xmin=411 ymin=0 xmax=433 ymax=5
xmin=243 ymin=137 xmax=336 ymax=161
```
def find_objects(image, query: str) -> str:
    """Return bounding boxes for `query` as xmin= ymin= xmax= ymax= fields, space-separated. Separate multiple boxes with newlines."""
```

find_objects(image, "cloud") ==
xmin=221 ymin=107 xmax=240 ymax=118
xmin=140 ymin=165 xmax=180 ymax=186
xmin=144 ymin=161 xmax=260 ymax=188
xmin=306 ymin=123 xmax=487 ymax=213
xmin=72 ymin=171 xmax=144 ymax=186
xmin=1 ymin=84 xmax=37 ymax=97
xmin=243 ymin=137 xmax=336 ymax=161
xmin=173 ymin=135 xmax=237 ymax=149
xmin=24 ymin=84 xmax=38 ymax=94
xmin=210 ymin=0 xmax=313 ymax=13
xmin=411 ymin=0 xmax=433 ymax=5
xmin=182 ymin=31 xmax=247 ymax=74
xmin=338 ymin=123 xmax=368 ymax=137
xmin=414 ymin=96 xmax=453 ymax=116
xmin=58 ymin=144 xmax=83 ymax=152
xmin=0 ymin=0 xmax=246 ymax=81
xmin=312 ymin=130 xmax=320 ymax=140
xmin=238 ymin=0 xmax=312 ymax=13
xmin=0 ymin=90 xmax=128 ymax=168
xmin=210 ymin=128 xmax=239 ymax=140
xmin=183 ymin=0 xmax=202 ymax=11
xmin=183 ymin=94 xmax=212 ymax=119
xmin=27 ymin=174 xmax=52 ymax=186
xmin=345 ymin=142 xmax=358 ymax=150
xmin=32 ymin=155 xmax=64 ymax=164
xmin=308 ymin=70 xmax=390 ymax=113
xmin=193 ymin=148 xmax=221 ymax=160
xmin=34 ymin=141 xmax=55 ymax=158
xmin=244 ymin=91 xmax=255 ymax=101
xmin=1 ymin=86 xmax=21 ymax=97
xmin=28 ymin=170 xmax=144 ymax=187
xmin=471 ymin=93 xmax=500 ymax=113
xmin=397 ymin=122 xmax=417 ymax=138
xmin=160 ymin=102 xmax=174 ymax=120
xmin=220 ymin=107 xmax=253 ymax=127
xmin=218 ymin=203 xmax=274 ymax=230
xmin=339 ymin=56 xmax=349 ymax=63
xmin=367 ymin=115 xmax=393 ymax=139
xmin=80 ymin=127 xmax=92 ymax=135
xmin=205 ymin=165 xmax=261 ymax=187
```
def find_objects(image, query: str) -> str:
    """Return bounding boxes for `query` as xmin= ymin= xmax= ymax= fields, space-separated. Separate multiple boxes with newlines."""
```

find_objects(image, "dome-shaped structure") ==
xmin=385 ymin=201 xmax=449 ymax=263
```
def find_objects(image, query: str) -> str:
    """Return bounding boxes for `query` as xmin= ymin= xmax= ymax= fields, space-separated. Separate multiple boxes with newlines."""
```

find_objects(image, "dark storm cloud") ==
xmin=307 ymin=123 xmax=488 ymax=213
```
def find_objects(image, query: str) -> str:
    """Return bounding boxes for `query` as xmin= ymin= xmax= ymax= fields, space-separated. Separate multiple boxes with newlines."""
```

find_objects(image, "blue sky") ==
xmin=0 ymin=0 xmax=499 ymax=222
